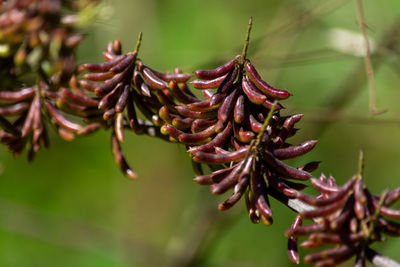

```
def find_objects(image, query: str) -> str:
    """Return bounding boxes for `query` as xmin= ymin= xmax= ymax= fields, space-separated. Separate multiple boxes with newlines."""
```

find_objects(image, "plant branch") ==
xmin=354 ymin=0 xmax=386 ymax=116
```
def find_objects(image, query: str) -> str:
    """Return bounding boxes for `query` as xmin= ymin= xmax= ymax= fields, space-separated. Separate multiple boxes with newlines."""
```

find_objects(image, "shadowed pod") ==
xmin=285 ymin=172 xmax=400 ymax=267
xmin=0 ymin=82 xmax=100 ymax=161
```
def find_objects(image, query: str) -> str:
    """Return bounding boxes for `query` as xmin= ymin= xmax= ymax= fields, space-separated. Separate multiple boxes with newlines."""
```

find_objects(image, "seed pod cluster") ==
xmin=285 ymin=174 xmax=400 ymax=267
xmin=0 ymin=81 xmax=99 ymax=160
xmin=75 ymin=40 xmax=140 ymax=178
xmin=75 ymin=39 xmax=188 ymax=178
xmin=0 ymin=0 xmax=93 ymax=86
xmin=152 ymin=56 xmax=319 ymax=224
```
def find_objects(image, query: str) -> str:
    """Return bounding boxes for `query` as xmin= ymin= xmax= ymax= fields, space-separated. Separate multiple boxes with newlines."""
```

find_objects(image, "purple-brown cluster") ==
xmin=0 ymin=0 xmax=99 ymax=160
xmin=285 ymin=174 xmax=400 ymax=266
xmin=0 ymin=81 xmax=100 ymax=161
xmin=175 ymin=57 xmax=320 ymax=225
xmin=0 ymin=0 xmax=90 ymax=85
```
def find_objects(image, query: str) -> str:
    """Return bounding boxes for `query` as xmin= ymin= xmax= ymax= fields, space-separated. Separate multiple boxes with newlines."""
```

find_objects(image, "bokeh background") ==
xmin=1 ymin=0 xmax=400 ymax=266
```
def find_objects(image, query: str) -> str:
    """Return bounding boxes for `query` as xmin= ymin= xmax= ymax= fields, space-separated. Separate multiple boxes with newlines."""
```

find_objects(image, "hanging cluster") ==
xmin=0 ymin=0 xmax=99 ymax=159
xmin=285 ymin=173 xmax=400 ymax=266
xmin=179 ymin=57 xmax=319 ymax=225
xmin=0 ymin=0 xmax=95 ymax=85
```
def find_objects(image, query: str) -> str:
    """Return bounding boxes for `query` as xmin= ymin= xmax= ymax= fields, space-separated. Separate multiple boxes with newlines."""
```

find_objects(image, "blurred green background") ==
xmin=1 ymin=0 xmax=400 ymax=266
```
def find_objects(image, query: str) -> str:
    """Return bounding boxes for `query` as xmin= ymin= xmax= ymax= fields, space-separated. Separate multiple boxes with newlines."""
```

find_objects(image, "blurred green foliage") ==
xmin=1 ymin=0 xmax=400 ymax=266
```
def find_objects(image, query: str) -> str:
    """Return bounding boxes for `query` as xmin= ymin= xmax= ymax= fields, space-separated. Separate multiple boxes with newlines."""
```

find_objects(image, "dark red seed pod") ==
xmin=83 ymin=71 xmax=113 ymax=81
xmin=218 ymin=188 xmax=245 ymax=211
xmin=109 ymin=52 xmax=135 ymax=73
xmin=103 ymin=108 xmax=116 ymax=120
xmin=126 ymin=92 xmax=138 ymax=129
xmin=161 ymin=124 xmax=184 ymax=140
xmin=286 ymin=223 xmax=326 ymax=237
xmin=385 ymin=188 xmax=400 ymax=207
xmin=245 ymin=62 xmax=292 ymax=99
xmin=111 ymin=132 xmax=137 ymax=179
xmin=377 ymin=205 xmax=400 ymax=219
xmin=193 ymin=165 xmax=237 ymax=185
xmin=61 ymin=88 xmax=99 ymax=107
xmin=300 ymin=240 xmax=321 ymax=249
xmin=78 ymin=122 xmax=102 ymax=135
xmin=115 ymin=85 xmax=129 ymax=113
xmin=311 ymin=178 xmax=340 ymax=194
xmin=209 ymin=92 xmax=225 ymax=107
xmin=186 ymin=98 xmax=219 ymax=112
xmin=273 ymin=140 xmax=318 ymax=160
xmin=191 ymin=118 xmax=217 ymax=133
xmin=288 ymin=216 xmax=302 ymax=264
xmin=273 ymin=114 xmax=304 ymax=147
xmin=95 ymin=68 xmax=130 ymax=96
xmin=251 ymin=172 xmax=273 ymax=219
xmin=192 ymin=146 xmax=248 ymax=164
xmin=329 ymin=196 xmax=354 ymax=230
xmin=233 ymin=124 xmax=255 ymax=143
xmin=296 ymin=178 xmax=356 ymax=207
xmin=233 ymin=95 xmax=245 ymax=123
xmin=194 ymin=57 xmax=238 ymax=80
xmin=210 ymin=162 xmax=243 ymax=195
xmin=300 ymin=195 xmax=348 ymax=219
xmin=245 ymin=189 xmax=260 ymax=224
xmin=141 ymin=67 xmax=169 ymax=90
xmin=218 ymin=87 xmax=239 ymax=123
xmin=115 ymin=113 xmax=124 ymax=142
xmin=144 ymin=66 xmax=192 ymax=82
xmin=264 ymin=150 xmax=312 ymax=180
xmin=378 ymin=218 xmax=400 ymax=236
xmin=83 ymin=54 xmax=127 ymax=72
xmin=217 ymin=66 xmax=238 ymax=94
xmin=98 ymin=85 xmax=122 ymax=110
xmin=0 ymin=102 xmax=30 ymax=116
xmin=298 ymin=161 xmax=321 ymax=173
xmin=172 ymin=117 xmax=193 ymax=130
xmin=303 ymin=244 xmax=356 ymax=264
xmin=249 ymin=114 xmax=262 ymax=133
xmin=176 ymin=105 xmax=216 ymax=119
xmin=309 ymin=232 xmax=362 ymax=245
xmin=45 ymin=101 xmax=83 ymax=133
xmin=190 ymin=74 xmax=227 ymax=89
xmin=188 ymin=121 xmax=232 ymax=153
xmin=178 ymin=125 xmax=215 ymax=144
xmin=242 ymin=76 xmax=266 ymax=104
xmin=0 ymin=87 xmax=35 ymax=101
xmin=168 ymin=81 xmax=199 ymax=104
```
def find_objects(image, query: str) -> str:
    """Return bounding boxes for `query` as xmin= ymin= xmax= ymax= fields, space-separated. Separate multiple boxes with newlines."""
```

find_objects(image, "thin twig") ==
xmin=354 ymin=0 xmax=386 ymax=116
xmin=241 ymin=17 xmax=253 ymax=63
xmin=357 ymin=149 xmax=364 ymax=178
